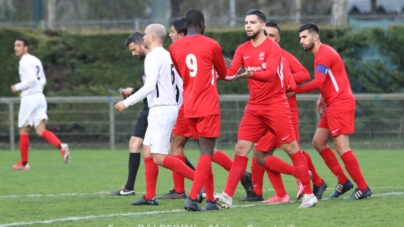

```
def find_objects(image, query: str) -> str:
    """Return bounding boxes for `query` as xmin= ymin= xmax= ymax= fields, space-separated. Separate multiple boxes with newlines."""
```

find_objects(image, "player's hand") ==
xmin=236 ymin=70 xmax=253 ymax=79
xmin=317 ymin=96 xmax=326 ymax=114
xmin=224 ymin=57 xmax=232 ymax=68
xmin=119 ymin=87 xmax=132 ymax=99
xmin=114 ymin=101 xmax=127 ymax=112
xmin=286 ymin=91 xmax=295 ymax=98
xmin=10 ymin=85 xmax=17 ymax=93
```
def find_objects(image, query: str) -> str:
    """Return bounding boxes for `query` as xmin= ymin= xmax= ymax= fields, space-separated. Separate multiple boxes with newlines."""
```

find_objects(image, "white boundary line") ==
xmin=0 ymin=192 xmax=403 ymax=227
xmin=2 ymin=187 xmax=404 ymax=199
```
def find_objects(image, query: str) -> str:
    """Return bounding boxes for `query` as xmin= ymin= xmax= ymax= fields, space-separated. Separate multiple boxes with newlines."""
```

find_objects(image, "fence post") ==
xmin=134 ymin=18 xmax=139 ymax=31
xmin=9 ymin=101 xmax=15 ymax=151
xmin=108 ymin=97 xmax=115 ymax=150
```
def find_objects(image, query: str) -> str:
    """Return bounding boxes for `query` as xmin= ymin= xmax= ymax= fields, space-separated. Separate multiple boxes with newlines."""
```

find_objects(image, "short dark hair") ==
xmin=266 ymin=20 xmax=281 ymax=35
xmin=124 ymin=32 xmax=144 ymax=46
xmin=172 ymin=17 xmax=187 ymax=35
xmin=185 ymin=9 xmax=204 ymax=28
xmin=246 ymin=9 xmax=266 ymax=23
xmin=299 ymin=23 xmax=319 ymax=34
xmin=16 ymin=37 xmax=30 ymax=48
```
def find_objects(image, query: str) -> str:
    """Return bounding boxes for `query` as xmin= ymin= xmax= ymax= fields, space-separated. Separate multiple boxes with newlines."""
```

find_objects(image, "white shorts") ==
xmin=143 ymin=105 xmax=178 ymax=154
xmin=18 ymin=93 xmax=48 ymax=128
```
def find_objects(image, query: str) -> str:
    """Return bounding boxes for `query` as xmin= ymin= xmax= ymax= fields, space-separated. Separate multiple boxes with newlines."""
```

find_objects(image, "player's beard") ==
xmin=245 ymin=29 xmax=260 ymax=41
xmin=302 ymin=41 xmax=314 ymax=52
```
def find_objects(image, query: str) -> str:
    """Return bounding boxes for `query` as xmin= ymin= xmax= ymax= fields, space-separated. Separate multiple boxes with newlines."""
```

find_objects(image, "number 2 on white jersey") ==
xmin=186 ymin=54 xmax=197 ymax=77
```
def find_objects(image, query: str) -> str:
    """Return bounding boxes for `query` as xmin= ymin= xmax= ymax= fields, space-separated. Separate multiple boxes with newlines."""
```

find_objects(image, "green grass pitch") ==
xmin=0 ymin=149 xmax=403 ymax=227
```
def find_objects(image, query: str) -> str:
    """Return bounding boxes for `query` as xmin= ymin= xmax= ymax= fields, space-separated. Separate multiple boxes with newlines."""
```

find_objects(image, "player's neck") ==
xmin=18 ymin=52 xmax=28 ymax=59
xmin=250 ymin=33 xmax=266 ymax=47
xmin=147 ymin=43 xmax=163 ymax=52
xmin=186 ymin=28 xmax=202 ymax=36
xmin=311 ymin=42 xmax=322 ymax=55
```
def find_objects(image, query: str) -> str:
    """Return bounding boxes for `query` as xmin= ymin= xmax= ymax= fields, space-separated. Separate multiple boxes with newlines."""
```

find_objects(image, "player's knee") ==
xmin=235 ymin=142 xmax=251 ymax=156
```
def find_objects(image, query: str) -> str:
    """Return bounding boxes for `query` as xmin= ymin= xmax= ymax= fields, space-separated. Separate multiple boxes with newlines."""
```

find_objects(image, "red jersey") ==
xmin=169 ymin=35 xmax=227 ymax=117
xmin=280 ymin=57 xmax=298 ymax=112
xmin=295 ymin=44 xmax=355 ymax=113
xmin=281 ymin=48 xmax=309 ymax=112
xmin=227 ymin=38 xmax=286 ymax=110
xmin=281 ymin=48 xmax=310 ymax=84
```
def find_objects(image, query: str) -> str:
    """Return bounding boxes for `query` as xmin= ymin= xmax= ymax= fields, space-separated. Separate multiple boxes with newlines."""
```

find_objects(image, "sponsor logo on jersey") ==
xmin=245 ymin=66 xmax=262 ymax=71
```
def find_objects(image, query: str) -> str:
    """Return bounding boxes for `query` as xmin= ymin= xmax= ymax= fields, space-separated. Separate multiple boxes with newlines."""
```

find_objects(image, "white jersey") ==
xmin=15 ymin=54 xmax=46 ymax=97
xmin=123 ymin=46 xmax=183 ymax=108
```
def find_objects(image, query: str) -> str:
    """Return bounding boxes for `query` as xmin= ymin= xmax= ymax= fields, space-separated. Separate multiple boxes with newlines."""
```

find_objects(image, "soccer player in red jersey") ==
xmin=240 ymin=21 xmax=327 ymax=203
xmin=170 ymin=9 xmax=228 ymax=211
xmin=215 ymin=9 xmax=317 ymax=209
xmin=294 ymin=23 xmax=371 ymax=200
xmin=160 ymin=18 xmax=243 ymax=201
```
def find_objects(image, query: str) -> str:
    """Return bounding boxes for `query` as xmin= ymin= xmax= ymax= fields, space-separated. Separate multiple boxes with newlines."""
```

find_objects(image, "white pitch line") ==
xmin=2 ymin=187 xmax=404 ymax=199
xmin=0 ymin=192 xmax=403 ymax=227
xmin=0 ymin=193 xmax=86 ymax=199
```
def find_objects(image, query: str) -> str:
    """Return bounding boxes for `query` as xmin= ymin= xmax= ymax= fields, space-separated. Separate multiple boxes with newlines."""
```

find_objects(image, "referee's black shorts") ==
xmin=132 ymin=106 xmax=149 ymax=139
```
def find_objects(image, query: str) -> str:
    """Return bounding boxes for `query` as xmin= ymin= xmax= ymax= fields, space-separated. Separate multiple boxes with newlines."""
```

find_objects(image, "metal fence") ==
xmin=0 ymin=94 xmax=403 ymax=151
xmin=4 ymin=15 xmax=403 ymax=31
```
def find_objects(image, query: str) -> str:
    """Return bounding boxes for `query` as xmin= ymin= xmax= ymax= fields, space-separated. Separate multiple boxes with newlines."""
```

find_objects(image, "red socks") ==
xmin=162 ymin=156 xmax=194 ymax=181
xmin=320 ymin=147 xmax=348 ymax=184
xmin=290 ymin=150 xmax=312 ymax=194
xmin=224 ymin=155 xmax=248 ymax=197
xmin=251 ymin=157 xmax=265 ymax=196
xmin=341 ymin=150 xmax=368 ymax=190
xmin=302 ymin=151 xmax=323 ymax=187
xmin=266 ymin=168 xmax=286 ymax=197
xmin=189 ymin=155 xmax=212 ymax=200
xmin=265 ymin=156 xmax=296 ymax=177
xmin=212 ymin=150 xmax=233 ymax=172
xmin=144 ymin=157 xmax=159 ymax=200
xmin=171 ymin=155 xmax=186 ymax=193
xmin=204 ymin=166 xmax=215 ymax=201
xmin=20 ymin=134 xmax=30 ymax=165
xmin=41 ymin=130 xmax=62 ymax=148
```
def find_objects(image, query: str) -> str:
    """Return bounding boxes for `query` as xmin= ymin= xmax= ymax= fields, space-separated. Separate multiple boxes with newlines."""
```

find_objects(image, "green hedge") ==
xmin=1 ymin=26 xmax=403 ymax=97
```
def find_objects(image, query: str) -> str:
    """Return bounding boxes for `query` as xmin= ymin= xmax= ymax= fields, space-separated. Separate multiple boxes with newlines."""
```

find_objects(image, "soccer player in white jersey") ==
xmin=10 ymin=37 xmax=70 ymax=170
xmin=114 ymin=24 xmax=195 ymax=206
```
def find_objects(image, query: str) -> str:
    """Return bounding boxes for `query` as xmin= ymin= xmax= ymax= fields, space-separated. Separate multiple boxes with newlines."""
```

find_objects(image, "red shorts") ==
xmin=172 ymin=105 xmax=192 ymax=137
xmin=238 ymin=108 xmax=295 ymax=149
xmin=187 ymin=114 xmax=220 ymax=140
xmin=318 ymin=110 xmax=355 ymax=137
xmin=255 ymin=111 xmax=299 ymax=151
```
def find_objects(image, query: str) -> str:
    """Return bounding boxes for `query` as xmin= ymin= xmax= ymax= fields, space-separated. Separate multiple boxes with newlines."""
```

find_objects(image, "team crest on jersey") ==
xmin=259 ymin=52 xmax=265 ymax=61
xmin=262 ymin=63 xmax=266 ymax=69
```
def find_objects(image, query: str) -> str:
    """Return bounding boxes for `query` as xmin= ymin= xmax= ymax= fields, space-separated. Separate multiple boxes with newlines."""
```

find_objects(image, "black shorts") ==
xmin=132 ymin=107 xmax=149 ymax=138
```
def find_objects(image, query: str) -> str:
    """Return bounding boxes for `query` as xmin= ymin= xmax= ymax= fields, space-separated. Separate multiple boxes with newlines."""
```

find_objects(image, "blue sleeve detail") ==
xmin=315 ymin=64 xmax=329 ymax=75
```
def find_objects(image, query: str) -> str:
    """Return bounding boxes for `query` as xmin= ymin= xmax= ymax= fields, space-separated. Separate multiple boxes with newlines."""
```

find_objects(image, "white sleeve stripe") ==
xmin=328 ymin=69 xmax=339 ymax=92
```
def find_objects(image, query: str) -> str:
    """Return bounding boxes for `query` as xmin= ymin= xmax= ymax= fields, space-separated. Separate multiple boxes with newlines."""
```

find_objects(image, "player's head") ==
xmin=245 ymin=9 xmax=266 ymax=40
xmin=265 ymin=20 xmax=281 ymax=43
xmin=299 ymin=23 xmax=320 ymax=52
xmin=144 ymin=24 xmax=167 ymax=49
xmin=14 ymin=37 xmax=30 ymax=58
xmin=185 ymin=9 xmax=205 ymax=35
xmin=124 ymin=32 xmax=147 ymax=60
xmin=170 ymin=17 xmax=187 ymax=42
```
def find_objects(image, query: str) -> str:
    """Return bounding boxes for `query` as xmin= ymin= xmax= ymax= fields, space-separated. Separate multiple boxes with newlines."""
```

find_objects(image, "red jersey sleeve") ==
xmin=295 ymin=49 xmax=331 ymax=94
xmin=281 ymin=49 xmax=310 ymax=84
xmin=226 ymin=45 xmax=244 ymax=78
xmin=251 ymin=41 xmax=281 ymax=82
xmin=212 ymin=42 xmax=227 ymax=79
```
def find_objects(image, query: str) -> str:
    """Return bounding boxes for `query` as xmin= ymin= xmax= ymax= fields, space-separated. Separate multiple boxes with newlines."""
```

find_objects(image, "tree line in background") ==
xmin=0 ymin=0 xmax=354 ymax=25
xmin=0 ymin=25 xmax=403 ymax=98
